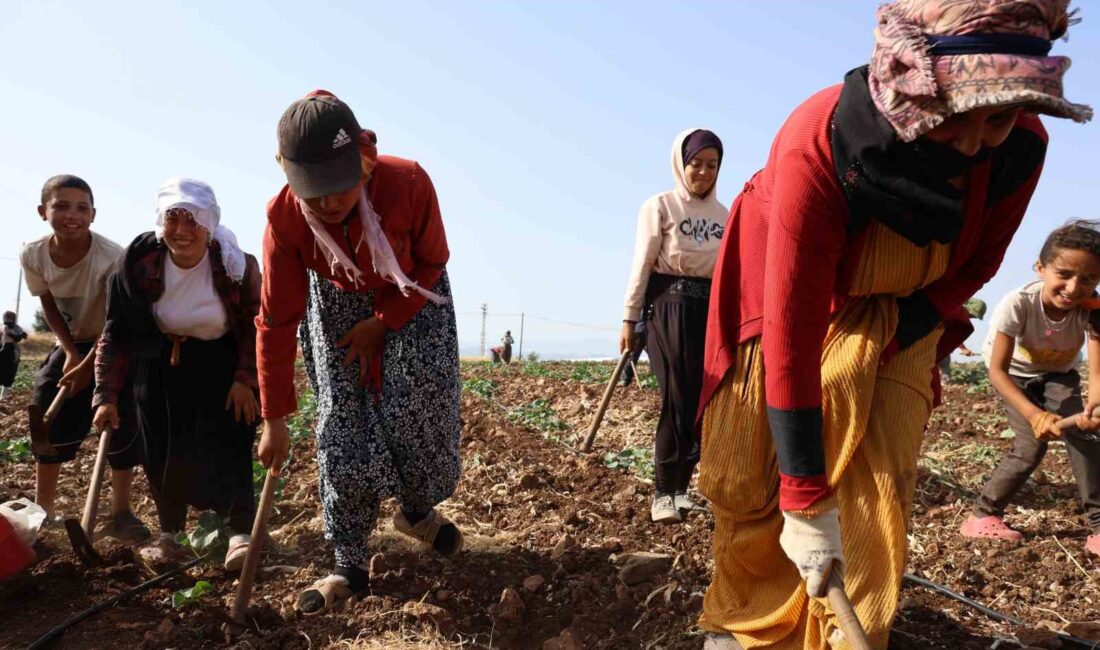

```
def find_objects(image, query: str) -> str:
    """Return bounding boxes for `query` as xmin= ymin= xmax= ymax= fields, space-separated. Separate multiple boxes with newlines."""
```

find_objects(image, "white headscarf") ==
xmin=154 ymin=177 xmax=247 ymax=282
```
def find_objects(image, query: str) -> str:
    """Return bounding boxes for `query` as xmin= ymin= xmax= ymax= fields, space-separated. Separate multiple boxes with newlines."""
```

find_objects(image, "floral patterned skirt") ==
xmin=300 ymin=270 xmax=461 ymax=566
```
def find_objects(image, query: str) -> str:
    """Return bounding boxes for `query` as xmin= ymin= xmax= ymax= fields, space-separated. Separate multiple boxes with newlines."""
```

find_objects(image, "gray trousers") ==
xmin=973 ymin=370 xmax=1100 ymax=532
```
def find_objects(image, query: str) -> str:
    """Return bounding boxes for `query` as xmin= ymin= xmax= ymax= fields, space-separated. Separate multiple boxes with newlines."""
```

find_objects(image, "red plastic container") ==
xmin=0 ymin=514 xmax=35 ymax=581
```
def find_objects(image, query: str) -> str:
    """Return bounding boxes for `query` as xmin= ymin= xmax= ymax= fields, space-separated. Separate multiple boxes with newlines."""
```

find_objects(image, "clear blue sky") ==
xmin=1 ymin=1 xmax=1096 ymax=358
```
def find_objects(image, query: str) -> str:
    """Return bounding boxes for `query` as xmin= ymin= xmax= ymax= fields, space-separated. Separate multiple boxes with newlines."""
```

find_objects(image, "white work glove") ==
xmin=779 ymin=509 xmax=845 ymax=597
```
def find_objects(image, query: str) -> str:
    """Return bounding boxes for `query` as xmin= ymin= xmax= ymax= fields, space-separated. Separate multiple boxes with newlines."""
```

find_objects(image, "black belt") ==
xmin=646 ymin=273 xmax=712 ymax=303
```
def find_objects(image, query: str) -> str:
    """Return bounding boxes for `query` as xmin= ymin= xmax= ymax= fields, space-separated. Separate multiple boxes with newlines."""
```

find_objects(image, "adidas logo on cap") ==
xmin=332 ymin=128 xmax=352 ymax=149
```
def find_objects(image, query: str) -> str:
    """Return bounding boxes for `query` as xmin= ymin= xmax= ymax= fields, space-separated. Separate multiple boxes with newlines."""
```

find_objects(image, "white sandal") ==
xmin=392 ymin=509 xmax=464 ymax=556
xmin=295 ymin=574 xmax=365 ymax=615
xmin=223 ymin=534 xmax=250 ymax=572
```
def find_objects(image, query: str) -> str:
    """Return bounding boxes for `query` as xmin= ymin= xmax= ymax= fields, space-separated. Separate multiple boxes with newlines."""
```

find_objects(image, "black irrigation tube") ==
xmin=26 ymin=554 xmax=207 ymax=650
xmin=903 ymin=573 xmax=1100 ymax=649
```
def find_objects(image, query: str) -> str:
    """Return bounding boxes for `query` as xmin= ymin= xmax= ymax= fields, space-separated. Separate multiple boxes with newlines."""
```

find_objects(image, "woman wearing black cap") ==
xmin=621 ymin=128 xmax=728 ymax=524
xmin=256 ymin=90 xmax=461 ymax=613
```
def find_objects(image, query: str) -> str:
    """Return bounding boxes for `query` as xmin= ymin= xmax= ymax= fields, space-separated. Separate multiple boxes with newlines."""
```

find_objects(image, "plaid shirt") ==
xmin=93 ymin=235 xmax=261 ymax=408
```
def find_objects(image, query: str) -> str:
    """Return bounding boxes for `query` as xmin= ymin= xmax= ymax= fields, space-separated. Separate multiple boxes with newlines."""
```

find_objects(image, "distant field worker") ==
xmin=0 ymin=311 xmax=28 ymax=400
xmin=256 ymin=90 xmax=461 ymax=614
xmin=961 ymin=221 xmax=1100 ymax=557
xmin=490 ymin=330 xmax=514 ymax=364
xmin=696 ymin=1 xmax=1091 ymax=648
xmin=938 ymin=298 xmax=987 ymax=377
xmin=621 ymin=128 xmax=728 ymax=524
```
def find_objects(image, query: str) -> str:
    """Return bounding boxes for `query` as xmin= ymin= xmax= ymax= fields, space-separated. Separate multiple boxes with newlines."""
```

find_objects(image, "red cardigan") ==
xmin=700 ymin=85 xmax=1048 ymax=510
xmin=257 ymin=155 xmax=449 ymax=419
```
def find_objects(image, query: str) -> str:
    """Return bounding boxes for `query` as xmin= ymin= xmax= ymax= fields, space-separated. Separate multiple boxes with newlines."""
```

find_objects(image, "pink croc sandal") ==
xmin=960 ymin=514 xmax=1024 ymax=541
xmin=1086 ymin=534 xmax=1100 ymax=557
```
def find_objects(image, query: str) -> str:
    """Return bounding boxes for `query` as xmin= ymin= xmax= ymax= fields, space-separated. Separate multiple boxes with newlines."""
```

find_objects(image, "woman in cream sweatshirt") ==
xmin=621 ymin=128 xmax=728 ymax=523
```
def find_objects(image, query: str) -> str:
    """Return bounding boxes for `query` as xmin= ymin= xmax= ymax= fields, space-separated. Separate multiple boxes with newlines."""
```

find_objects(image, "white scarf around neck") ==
xmin=298 ymin=186 xmax=449 ymax=305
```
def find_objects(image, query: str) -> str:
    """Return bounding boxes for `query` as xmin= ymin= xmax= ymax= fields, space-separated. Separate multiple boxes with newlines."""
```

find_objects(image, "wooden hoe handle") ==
xmin=827 ymin=570 xmax=872 ymax=650
xmin=80 ymin=427 xmax=113 ymax=542
xmin=45 ymin=384 xmax=71 ymax=421
xmin=580 ymin=350 xmax=632 ymax=453
xmin=230 ymin=469 xmax=279 ymax=625
xmin=1055 ymin=405 xmax=1100 ymax=431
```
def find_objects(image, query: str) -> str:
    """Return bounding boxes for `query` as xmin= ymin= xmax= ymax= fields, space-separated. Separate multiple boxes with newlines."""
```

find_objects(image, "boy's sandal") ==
xmin=104 ymin=510 xmax=152 ymax=544
xmin=295 ymin=575 xmax=365 ymax=616
xmin=392 ymin=509 xmax=464 ymax=556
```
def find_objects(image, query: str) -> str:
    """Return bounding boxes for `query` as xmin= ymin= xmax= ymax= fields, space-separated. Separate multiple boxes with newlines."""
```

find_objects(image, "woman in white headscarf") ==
xmin=621 ymin=128 xmax=727 ymax=524
xmin=92 ymin=177 xmax=262 ymax=570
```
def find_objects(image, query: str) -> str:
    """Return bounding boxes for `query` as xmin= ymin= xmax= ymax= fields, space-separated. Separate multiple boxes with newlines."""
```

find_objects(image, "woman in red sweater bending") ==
xmin=697 ymin=2 xmax=1091 ymax=648
xmin=256 ymin=91 xmax=462 ymax=614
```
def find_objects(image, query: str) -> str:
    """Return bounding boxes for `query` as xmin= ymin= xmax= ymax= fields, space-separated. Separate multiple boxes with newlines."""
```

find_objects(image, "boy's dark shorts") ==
xmin=32 ymin=342 xmax=142 ymax=469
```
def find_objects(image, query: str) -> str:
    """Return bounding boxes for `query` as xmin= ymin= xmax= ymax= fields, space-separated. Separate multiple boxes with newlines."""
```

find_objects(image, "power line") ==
xmin=456 ymin=310 xmax=617 ymax=332
xmin=525 ymin=315 xmax=618 ymax=332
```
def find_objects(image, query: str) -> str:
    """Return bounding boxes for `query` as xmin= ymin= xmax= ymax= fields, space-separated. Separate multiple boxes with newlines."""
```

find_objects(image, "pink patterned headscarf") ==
xmin=870 ymin=0 xmax=1092 ymax=142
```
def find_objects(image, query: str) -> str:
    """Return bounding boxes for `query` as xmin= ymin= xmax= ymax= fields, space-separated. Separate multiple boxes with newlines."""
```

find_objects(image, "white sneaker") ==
xmin=674 ymin=491 xmax=696 ymax=512
xmin=650 ymin=493 xmax=682 ymax=524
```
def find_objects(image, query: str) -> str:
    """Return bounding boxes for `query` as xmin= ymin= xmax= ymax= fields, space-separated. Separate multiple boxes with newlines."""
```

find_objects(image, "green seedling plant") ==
xmin=0 ymin=438 xmax=31 ymax=463
xmin=287 ymin=387 xmax=317 ymax=443
xmin=604 ymin=446 xmax=655 ymax=481
xmin=947 ymin=362 xmax=992 ymax=394
xmin=276 ymin=386 xmax=317 ymax=475
xmin=463 ymin=377 xmax=496 ymax=400
xmin=253 ymin=460 xmax=285 ymax=500
xmin=520 ymin=361 xmax=553 ymax=378
xmin=569 ymin=362 xmax=614 ymax=384
xmin=12 ymin=363 xmax=36 ymax=391
xmin=169 ymin=512 xmax=228 ymax=608
xmin=171 ymin=580 xmax=214 ymax=610
xmin=507 ymin=398 xmax=578 ymax=445
xmin=174 ymin=511 xmax=228 ymax=560
xmin=507 ymin=399 xmax=568 ymax=433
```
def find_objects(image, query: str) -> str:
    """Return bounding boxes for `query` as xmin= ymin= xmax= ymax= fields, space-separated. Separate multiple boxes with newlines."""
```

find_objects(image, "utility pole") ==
xmin=479 ymin=303 xmax=488 ymax=358
xmin=14 ymin=266 xmax=22 ymax=321
xmin=518 ymin=313 xmax=524 ymax=360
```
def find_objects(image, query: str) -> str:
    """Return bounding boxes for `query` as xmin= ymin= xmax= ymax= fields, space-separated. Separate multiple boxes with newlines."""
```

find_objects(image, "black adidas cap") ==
xmin=277 ymin=93 xmax=363 ymax=199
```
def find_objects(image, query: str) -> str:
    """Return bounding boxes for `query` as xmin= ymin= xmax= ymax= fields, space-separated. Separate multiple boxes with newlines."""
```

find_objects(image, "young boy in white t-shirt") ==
xmin=21 ymin=175 xmax=149 ymax=542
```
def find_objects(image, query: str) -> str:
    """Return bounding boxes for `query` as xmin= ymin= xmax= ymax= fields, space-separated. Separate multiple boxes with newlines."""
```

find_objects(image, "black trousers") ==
xmin=135 ymin=334 xmax=257 ymax=535
xmin=645 ymin=274 xmax=710 ymax=495
xmin=33 ymin=341 xmax=142 ymax=468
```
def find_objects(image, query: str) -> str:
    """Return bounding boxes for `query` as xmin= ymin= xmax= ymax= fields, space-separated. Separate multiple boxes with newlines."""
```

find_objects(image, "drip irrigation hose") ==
xmin=903 ymin=573 xmax=1100 ymax=648
xmin=26 ymin=554 xmax=207 ymax=650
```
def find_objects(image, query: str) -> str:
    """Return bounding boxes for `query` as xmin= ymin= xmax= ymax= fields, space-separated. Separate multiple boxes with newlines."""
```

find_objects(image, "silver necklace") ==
xmin=1039 ymin=296 xmax=1070 ymax=338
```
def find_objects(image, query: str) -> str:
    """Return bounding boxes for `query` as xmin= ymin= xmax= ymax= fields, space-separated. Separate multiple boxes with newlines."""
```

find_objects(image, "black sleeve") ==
xmin=766 ymin=406 xmax=826 ymax=477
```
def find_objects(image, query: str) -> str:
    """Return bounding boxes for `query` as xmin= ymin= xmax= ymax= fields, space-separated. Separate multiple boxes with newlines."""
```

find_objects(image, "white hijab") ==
xmin=154 ymin=177 xmax=246 ymax=282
